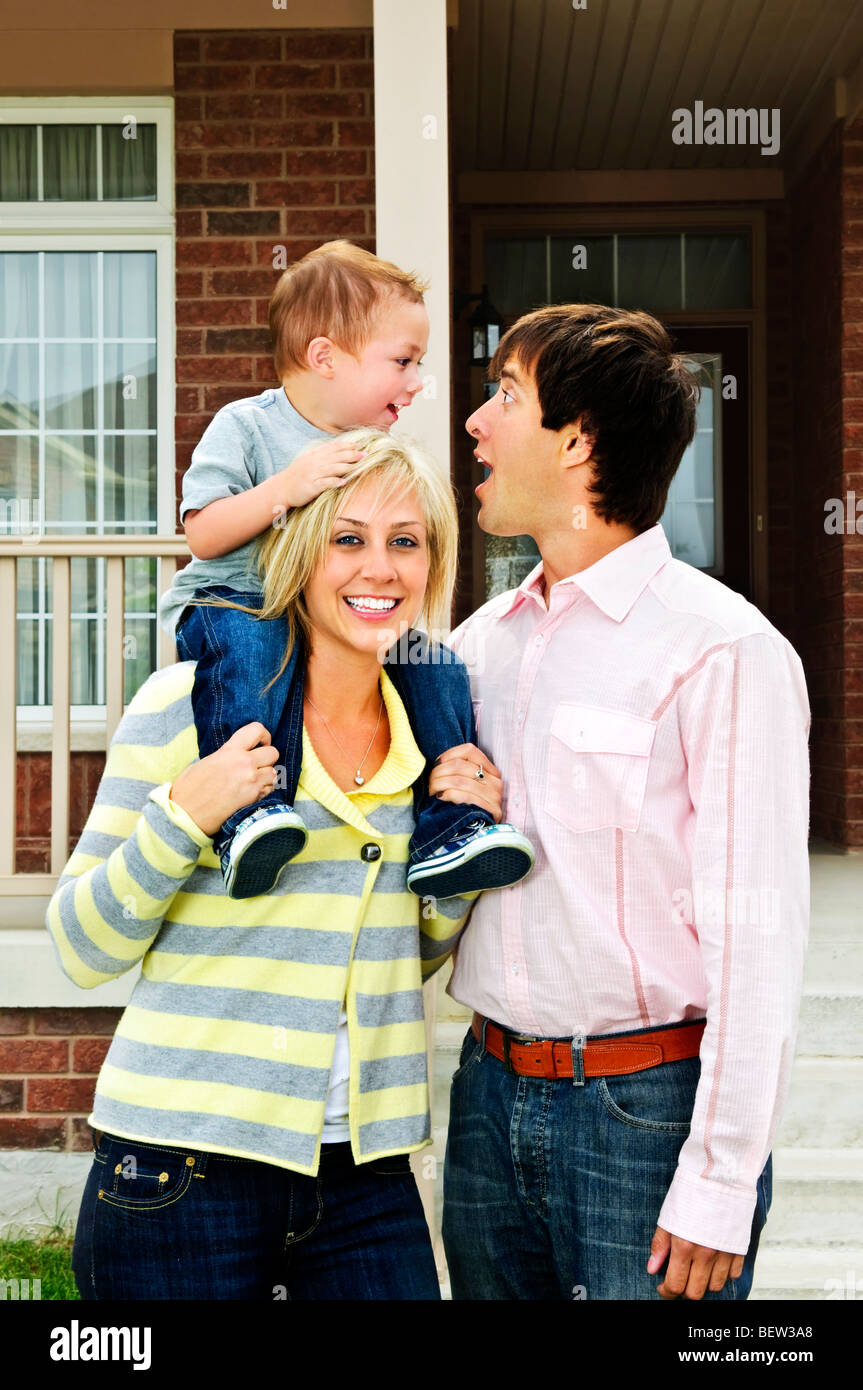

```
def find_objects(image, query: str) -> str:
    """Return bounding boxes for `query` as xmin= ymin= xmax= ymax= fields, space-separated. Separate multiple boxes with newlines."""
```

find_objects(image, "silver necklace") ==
xmin=304 ymin=690 xmax=384 ymax=786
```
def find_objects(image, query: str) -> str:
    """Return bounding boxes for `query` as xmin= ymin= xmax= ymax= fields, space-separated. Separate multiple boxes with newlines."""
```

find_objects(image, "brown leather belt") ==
xmin=472 ymin=1013 xmax=705 ymax=1079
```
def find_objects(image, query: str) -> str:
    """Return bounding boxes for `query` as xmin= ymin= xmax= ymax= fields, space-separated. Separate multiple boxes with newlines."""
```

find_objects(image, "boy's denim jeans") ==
xmin=72 ymin=1131 xmax=440 ymax=1300
xmin=174 ymin=587 xmax=491 ymax=859
xmin=441 ymin=1024 xmax=772 ymax=1301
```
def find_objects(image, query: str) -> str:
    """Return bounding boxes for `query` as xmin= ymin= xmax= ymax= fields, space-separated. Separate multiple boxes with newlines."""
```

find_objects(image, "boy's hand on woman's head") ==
xmin=277 ymin=439 xmax=366 ymax=509
xmin=169 ymin=723 xmax=282 ymax=838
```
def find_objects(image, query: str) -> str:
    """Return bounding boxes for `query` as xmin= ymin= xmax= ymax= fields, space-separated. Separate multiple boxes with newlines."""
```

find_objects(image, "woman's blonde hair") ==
xmin=197 ymin=428 xmax=459 ymax=692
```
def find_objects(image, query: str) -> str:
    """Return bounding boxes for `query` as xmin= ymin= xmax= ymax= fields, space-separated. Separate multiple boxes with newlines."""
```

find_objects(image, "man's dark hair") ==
xmin=489 ymin=304 xmax=698 ymax=532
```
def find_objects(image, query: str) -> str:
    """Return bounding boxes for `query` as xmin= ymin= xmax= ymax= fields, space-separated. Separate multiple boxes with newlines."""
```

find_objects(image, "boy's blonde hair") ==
xmin=200 ymin=429 xmax=458 ymax=692
xmin=269 ymin=240 xmax=429 ymax=377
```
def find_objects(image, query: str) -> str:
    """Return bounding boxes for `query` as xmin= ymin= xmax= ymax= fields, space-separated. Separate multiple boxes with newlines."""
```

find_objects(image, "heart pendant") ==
xmin=354 ymin=773 xmax=365 ymax=786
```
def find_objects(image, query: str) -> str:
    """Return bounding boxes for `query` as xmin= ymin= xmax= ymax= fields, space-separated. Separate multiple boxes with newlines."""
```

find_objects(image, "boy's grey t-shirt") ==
xmin=158 ymin=387 xmax=330 ymax=637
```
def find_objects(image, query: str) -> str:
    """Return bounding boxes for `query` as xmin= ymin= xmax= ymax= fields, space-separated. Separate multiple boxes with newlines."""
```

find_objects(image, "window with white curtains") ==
xmin=0 ymin=100 xmax=173 ymax=717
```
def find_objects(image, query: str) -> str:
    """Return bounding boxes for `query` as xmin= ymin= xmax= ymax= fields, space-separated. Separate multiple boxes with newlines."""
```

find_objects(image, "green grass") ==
xmin=0 ymin=1223 xmax=79 ymax=1301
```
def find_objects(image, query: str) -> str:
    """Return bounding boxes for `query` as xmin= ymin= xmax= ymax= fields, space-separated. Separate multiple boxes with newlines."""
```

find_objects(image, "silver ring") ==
xmin=474 ymin=766 xmax=485 ymax=781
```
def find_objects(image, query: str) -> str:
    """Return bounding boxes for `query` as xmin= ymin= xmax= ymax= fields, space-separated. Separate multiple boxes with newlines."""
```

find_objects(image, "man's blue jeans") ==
xmin=175 ymin=588 xmax=490 ymax=860
xmin=72 ymin=1131 xmax=440 ymax=1300
xmin=442 ymin=1024 xmax=772 ymax=1301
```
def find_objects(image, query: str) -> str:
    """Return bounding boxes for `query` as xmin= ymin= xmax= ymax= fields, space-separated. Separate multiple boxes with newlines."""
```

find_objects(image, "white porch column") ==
xmin=373 ymin=0 xmax=451 ymax=479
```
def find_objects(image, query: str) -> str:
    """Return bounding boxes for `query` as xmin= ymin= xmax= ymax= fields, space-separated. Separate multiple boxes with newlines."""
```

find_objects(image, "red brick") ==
xmin=34 ymin=1008 xmax=121 ymax=1036
xmin=207 ymin=152 xmax=282 ymax=179
xmin=255 ymin=298 xmax=271 ymax=324
xmin=0 ymin=1118 xmax=65 ymax=1149
xmin=177 ymin=122 xmax=254 ymax=150
xmin=176 ymin=151 xmax=203 ymax=179
xmin=203 ymin=35 xmax=281 ymax=63
xmin=255 ymin=63 xmax=336 ymax=90
xmin=177 ymin=272 xmax=204 ymax=297
xmin=0 ymin=1010 xmax=30 ymax=1036
xmin=204 ymin=328 xmax=273 ymax=355
xmin=177 ymin=356 xmax=253 ymax=383
xmin=255 ymin=121 xmax=335 ymax=148
xmin=177 ymin=182 xmax=250 ymax=209
xmin=28 ymin=1078 xmax=97 ymax=1113
xmin=253 ymin=357 xmax=277 ymax=382
xmin=284 ymin=33 xmax=367 ymax=60
xmin=209 ymin=269 xmax=279 ymax=297
xmin=70 ymin=1117 xmax=96 ymax=1152
xmin=173 ymin=35 xmax=200 ymax=63
xmin=254 ymin=238 xmax=325 ymax=266
xmin=284 ymin=92 xmax=365 ymax=118
xmin=175 ymin=94 xmax=203 ymax=122
xmin=284 ymin=149 xmax=365 ymax=176
xmin=176 ymin=413 xmax=214 ymax=441
xmin=338 ymin=61 xmax=374 ymax=89
xmin=205 ymin=94 xmax=282 ymax=121
xmin=0 ymin=1039 xmax=68 ymax=1072
xmin=204 ymin=385 xmax=257 ymax=413
xmin=177 ymin=298 xmax=252 ymax=327
xmin=72 ymin=1038 xmax=112 ymax=1073
xmin=338 ymin=178 xmax=375 ymax=205
xmin=177 ymin=210 xmax=204 ymax=240
xmin=0 ymin=1080 xmax=23 ymax=1111
xmin=338 ymin=119 xmax=374 ymax=147
xmin=177 ymin=329 xmax=203 ymax=354
xmin=176 ymin=240 xmax=253 ymax=269
xmin=254 ymin=179 xmax=337 ymax=206
xmin=27 ymin=755 xmax=51 ymax=836
xmin=176 ymin=63 xmax=252 ymax=92
xmin=283 ymin=208 xmax=366 ymax=236
xmin=16 ymin=842 xmax=49 ymax=873
xmin=176 ymin=386 xmax=201 ymax=413
xmin=207 ymin=210 xmax=281 ymax=237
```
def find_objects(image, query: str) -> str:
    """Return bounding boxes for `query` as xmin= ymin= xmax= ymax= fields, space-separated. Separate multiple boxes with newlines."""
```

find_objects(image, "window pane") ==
xmin=0 ymin=343 xmax=39 ymax=428
xmin=124 ymin=614 xmax=157 ymax=703
xmin=102 ymin=123 xmax=157 ymax=200
xmin=617 ymin=235 xmax=682 ymax=312
xmin=103 ymin=436 xmax=157 ymax=530
xmin=16 ymin=616 xmax=40 ymax=705
xmin=43 ymin=125 xmax=97 ymax=201
xmin=17 ymin=557 xmax=41 ymax=614
xmin=0 ymin=436 xmax=39 ymax=532
xmin=104 ymin=253 xmax=156 ymax=339
xmin=44 ymin=252 xmax=98 ymax=338
xmin=660 ymin=355 xmax=720 ymax=571
xmin=485 ymin=238 xmax=547 ymax=318
xmin=45 ymin=344 xmax=97 ymax=430
xmin=44 ymin=435 xmax=97 ymax=527
xmin=549 ymin=236 xmax=614 ymax=305
xmin=104 ymin=344 xmax=156 ymax=430
xmin=125 ymin=557 xmax=158 ymax=613
xmin=0 ymin=125 xmax=38 ymax=200
xmin=685 ymin=235 xmax=750 ymax=309
xmin=0 ymin=251 xmax=39 ymax=335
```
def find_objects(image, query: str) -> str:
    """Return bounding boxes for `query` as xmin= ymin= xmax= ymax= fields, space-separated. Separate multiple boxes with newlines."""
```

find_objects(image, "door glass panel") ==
xmin=485 ymin=237 xmax=547 ymax=316
xmin=617 ymin=235 xmax=682 ymax=312
xmin=685 ymin=236 xmax=749 ymax=310
xmin=659 ymin=354 xmax=722 ymax=573
xmin=549 ymin=236 xmax=614 ymax=305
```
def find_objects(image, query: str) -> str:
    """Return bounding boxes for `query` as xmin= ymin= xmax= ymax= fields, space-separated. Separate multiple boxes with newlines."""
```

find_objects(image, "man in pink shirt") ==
xmin=441 ymin=303 xmax=810 ymax=1301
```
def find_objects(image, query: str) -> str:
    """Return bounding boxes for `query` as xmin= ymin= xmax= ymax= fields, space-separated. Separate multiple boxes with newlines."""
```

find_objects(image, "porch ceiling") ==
xmin=451 ymin=0 xmax=863 ymax=172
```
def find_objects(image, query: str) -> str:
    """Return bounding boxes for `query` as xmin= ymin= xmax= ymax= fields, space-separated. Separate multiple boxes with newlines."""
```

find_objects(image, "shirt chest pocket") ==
xmin=544 ymin=703 xmax=656 ymax=834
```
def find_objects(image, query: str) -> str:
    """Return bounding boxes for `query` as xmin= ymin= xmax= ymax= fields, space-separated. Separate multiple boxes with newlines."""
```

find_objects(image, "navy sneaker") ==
xmin=220 ymin=805 xmax=308 ymax=899
xmin=406 ymin=820 xmax=535 ymax=898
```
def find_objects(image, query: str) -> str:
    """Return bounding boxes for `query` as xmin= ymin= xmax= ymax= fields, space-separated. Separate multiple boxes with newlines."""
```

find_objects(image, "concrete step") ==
xmin=796 ymin=991 xmax=863 ymax=1056
xmin=751 ymin=1246 xmax=863 ymax=1299
xmin=803 ymin=939 xmax=863 ymax=990
xmin=777 ymin=1059 xmax=863 ymax=1149
xmin=765 ymin=1149 xmax=863 ymax=1244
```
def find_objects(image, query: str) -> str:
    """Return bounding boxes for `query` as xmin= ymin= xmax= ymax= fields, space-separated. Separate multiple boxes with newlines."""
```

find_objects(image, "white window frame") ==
xmin=0 ymin=98 xmax=175 ymax=741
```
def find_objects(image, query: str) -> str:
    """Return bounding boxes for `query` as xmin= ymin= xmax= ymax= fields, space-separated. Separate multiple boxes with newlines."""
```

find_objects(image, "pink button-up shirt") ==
xmin=449 ymin=524 xmax=810 ymax=1254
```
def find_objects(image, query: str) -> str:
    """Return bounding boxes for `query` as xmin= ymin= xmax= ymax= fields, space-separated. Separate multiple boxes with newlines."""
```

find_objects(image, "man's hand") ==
xmin=648 ymin=1226 xmax=745 ymax=1299
xmin=276 ymin=439 xmax=367 ymax=508
xmin=429 ymin=743 xmax=503 ymax=824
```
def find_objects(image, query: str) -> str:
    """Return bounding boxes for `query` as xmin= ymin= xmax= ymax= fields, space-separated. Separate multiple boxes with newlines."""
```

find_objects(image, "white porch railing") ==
xmin=0 ymin=536 xmax=189 ymax=899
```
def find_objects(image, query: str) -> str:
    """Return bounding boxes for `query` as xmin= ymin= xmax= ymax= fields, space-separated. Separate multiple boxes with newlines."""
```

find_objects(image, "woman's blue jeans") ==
xmin=175 ymin=587 xmax=488 ymax=860
xmin=442 ymin=1025 xmax=772 ymax=1301
xmin=72 ymin=1131 xmax=440 ymax=1301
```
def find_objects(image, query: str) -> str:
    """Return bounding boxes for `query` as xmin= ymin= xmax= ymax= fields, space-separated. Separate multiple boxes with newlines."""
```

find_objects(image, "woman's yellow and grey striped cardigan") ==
xmin=45 ymin=661 xmax=472 ymax=1176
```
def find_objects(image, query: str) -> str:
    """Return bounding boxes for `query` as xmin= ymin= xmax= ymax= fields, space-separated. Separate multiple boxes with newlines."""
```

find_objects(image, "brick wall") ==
xmin=0 ymin=1009 xmax=122 ymax=1152
xmin=789 ymin=119 xmax=863 ymax=846
xmin=173 ymin=28 xmax=375 ymax=514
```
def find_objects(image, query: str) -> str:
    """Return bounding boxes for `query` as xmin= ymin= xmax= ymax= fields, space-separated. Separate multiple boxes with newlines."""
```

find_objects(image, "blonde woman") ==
xmin=50 ymin=431 xmax=499 ymax=1300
